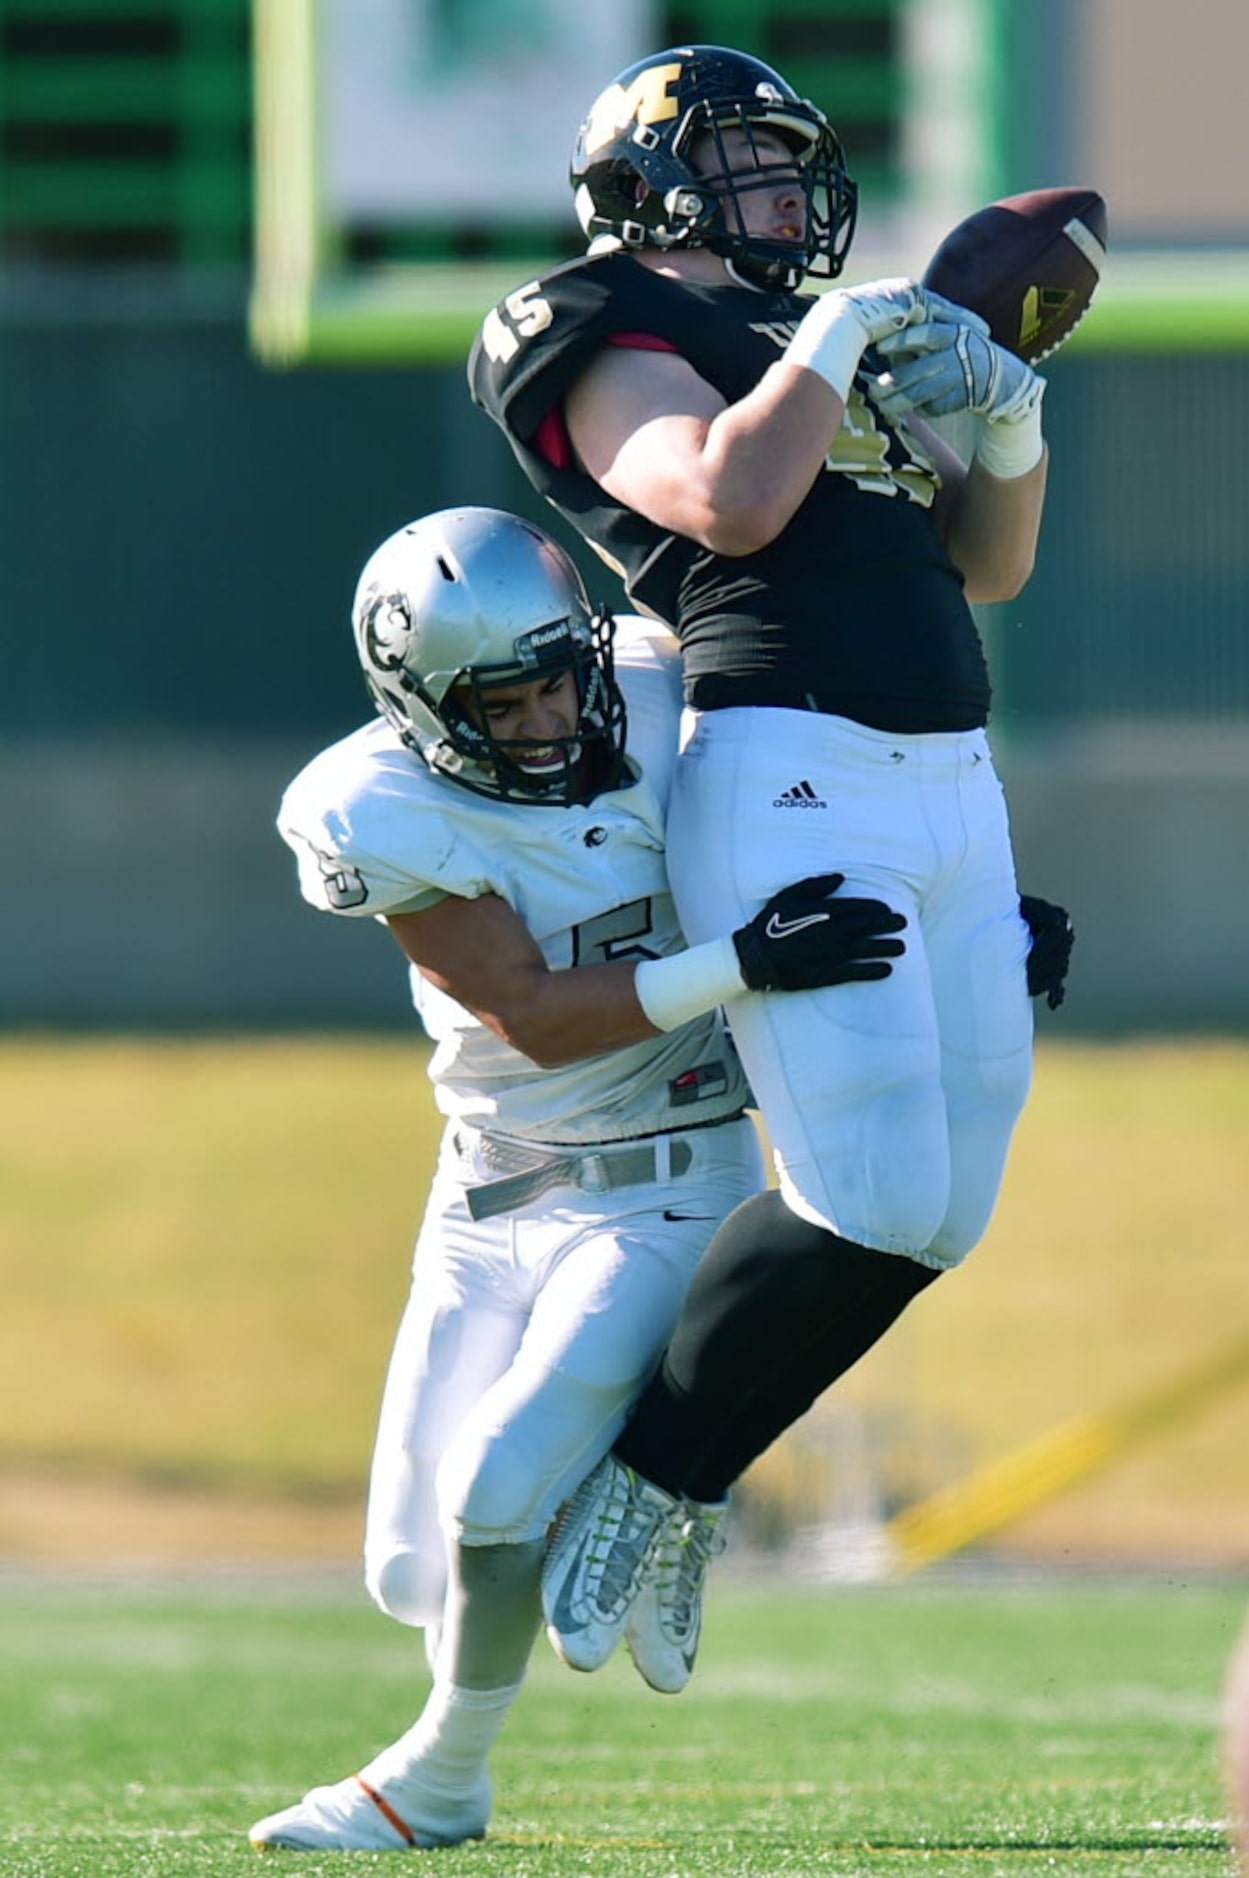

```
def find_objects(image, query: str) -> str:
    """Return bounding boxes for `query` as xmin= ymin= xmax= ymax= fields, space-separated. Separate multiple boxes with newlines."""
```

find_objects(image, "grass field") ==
xmin=2 ymin=1038 xmax=1247 ymax=1872
xmin=2 ymin=1035 xmax=1247 ymax=1567
xmin=0 ymin=1574 xmax=1241 ymax=1878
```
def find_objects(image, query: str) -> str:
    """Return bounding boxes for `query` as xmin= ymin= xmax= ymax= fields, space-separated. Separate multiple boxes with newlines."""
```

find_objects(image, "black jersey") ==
xmin=468 ymin=252 xmax=991 ymax=734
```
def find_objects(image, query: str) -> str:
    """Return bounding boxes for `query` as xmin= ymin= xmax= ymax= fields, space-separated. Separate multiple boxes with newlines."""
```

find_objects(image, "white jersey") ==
xmin=278 ymin=619 xmax=749 ymax=1145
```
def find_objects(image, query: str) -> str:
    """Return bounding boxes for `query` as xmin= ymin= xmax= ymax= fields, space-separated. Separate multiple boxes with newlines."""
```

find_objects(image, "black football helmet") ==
xmin=353 ymin=509 xmax=628 ymax=807
xmin=571 ymin=44 xmax=858 ymax=291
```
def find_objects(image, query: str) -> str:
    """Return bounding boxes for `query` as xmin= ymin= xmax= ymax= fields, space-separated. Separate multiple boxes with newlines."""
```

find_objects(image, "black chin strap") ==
xmin=721 ymin=252 xmax=804 ymax=293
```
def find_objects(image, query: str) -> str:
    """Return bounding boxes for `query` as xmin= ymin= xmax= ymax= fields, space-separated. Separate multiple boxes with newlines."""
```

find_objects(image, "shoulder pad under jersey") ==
xmin=278 ymin=722 xmax=479 ymax=919
xmin=469 ymin=253 xmax=685 ymax=443
xmin=610 ymin=616 xmax=684 ymax=810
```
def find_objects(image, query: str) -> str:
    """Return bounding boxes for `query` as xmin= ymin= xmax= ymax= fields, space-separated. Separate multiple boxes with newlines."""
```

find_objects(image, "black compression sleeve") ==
xmin=615 ymin=1188 xmax=938 ymax=1500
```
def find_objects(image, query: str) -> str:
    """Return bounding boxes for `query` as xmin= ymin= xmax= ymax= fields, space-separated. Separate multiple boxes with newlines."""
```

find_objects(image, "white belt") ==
xmin=462 ymin=1131 xmax=696 ymax=1222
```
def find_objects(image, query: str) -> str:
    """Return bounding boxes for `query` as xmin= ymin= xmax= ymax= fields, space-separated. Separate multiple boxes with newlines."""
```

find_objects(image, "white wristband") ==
xmin=975 ymin=400 xmax=1045 ymax=479
xmin=634 ymin=936 xmax=747 ymax=1033
xmin=781 ymin=294 xmax=867 ymax=402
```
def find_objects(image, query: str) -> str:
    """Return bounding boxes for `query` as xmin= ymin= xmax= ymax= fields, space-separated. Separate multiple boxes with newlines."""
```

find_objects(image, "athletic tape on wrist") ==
xmin=781 ymin=293 xmax=866 ymax=402
xmin=634 ymin=936 xmax=746 ymax=1033
xmin=975 ymin=400 xmax=1045 ymax=478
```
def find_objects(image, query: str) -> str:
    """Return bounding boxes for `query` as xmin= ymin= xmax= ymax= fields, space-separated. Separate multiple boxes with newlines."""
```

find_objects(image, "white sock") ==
xmin=361 ymin=1680 xmax=523 ymax=1799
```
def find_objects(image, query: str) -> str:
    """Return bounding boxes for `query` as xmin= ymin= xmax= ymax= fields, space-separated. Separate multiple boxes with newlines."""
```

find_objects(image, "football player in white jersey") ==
xmin=247 ymin=506 xmax=908 ymax=1853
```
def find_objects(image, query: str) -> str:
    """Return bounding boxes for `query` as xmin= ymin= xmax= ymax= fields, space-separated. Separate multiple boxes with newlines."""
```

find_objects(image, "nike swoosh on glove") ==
xmin=732 ymin=873 xmax=907 ymax=993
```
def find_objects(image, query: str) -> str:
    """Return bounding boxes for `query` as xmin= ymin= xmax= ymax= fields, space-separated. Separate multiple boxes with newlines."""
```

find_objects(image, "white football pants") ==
xmin=363 ymin=1114 xmax=764 ymax=1629
xmin=666 ymin=708 xmax=1034 ymax=1268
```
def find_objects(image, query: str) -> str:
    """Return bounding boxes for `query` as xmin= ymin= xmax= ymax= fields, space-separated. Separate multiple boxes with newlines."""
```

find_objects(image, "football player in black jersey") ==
xmin=470 ymin=44 xmax=1071 ymax=1694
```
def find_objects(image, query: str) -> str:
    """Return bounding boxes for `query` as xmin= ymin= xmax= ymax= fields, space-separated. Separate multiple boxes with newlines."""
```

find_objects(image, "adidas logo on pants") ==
xmin=773 ymin=779 xmax=828 ymax=808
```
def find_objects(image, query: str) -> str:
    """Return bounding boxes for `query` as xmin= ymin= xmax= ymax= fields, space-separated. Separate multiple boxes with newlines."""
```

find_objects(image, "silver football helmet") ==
xmin=352 ymin=508 xmax=627 ymax=805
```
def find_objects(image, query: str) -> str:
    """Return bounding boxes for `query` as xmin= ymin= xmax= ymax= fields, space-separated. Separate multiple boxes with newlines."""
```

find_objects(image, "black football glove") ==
xmin=732 ymin=872 xmax=907 ymax=993
xmin=1019 ymin=892 xmax=1075 ymax=1010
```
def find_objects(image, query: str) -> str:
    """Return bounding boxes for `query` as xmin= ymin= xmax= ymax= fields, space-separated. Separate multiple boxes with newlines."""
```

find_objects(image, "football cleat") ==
xmin=625 ymin=1496 xmax=729 ymax=1694
xmin=542 ymin=1454 xmax=678 ymax=1672
xmin=248 ymin=1769 xmax=490 ymax=1853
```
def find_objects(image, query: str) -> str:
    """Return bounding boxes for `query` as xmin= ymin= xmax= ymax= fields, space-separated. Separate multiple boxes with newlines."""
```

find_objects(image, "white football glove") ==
xmin=908 ymin=287 xmax=992 ymax=338
xmin=871 ymin=322 xmax=1043 ymax=426
xmin=784 ymin=276 xmax=940 ymax=401
xmin=836 ymin=276 xmax=938 ymax=345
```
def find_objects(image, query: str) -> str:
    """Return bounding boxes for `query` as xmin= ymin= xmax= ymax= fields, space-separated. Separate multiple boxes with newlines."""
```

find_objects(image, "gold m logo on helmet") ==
xmin=582 ymin=62 xmax=682 ymax=157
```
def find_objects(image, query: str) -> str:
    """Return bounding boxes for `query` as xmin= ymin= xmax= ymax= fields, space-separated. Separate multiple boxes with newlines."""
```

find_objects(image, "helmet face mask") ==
xmin=572 ymin=45 xmax=858 ymax=291
xmin=353 ymin=510 xmax=628 ymax=807
xmin=436 ymin=615 xmax=622 ymax=805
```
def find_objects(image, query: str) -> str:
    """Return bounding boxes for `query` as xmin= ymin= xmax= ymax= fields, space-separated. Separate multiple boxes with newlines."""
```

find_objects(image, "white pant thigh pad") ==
xmin=364 ymin=1235 xmax=527 ymax=1624
xmin=666 ymin=709 xmax=1031 ymax=1263
xmin=445 ymin=1129 xmax=763 ymax=1544
xmin=371 ymin=1118 xmax=763 ymax=1564
xmin=926 ymin=887 xmax=1033 ymax=1263
xmin=728 ymin=970 xmax=952 ymax=1255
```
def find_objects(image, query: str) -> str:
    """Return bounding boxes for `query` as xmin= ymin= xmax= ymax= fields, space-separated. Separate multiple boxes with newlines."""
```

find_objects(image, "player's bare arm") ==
xmin=564 ymin=341 xmax=843 ymax=557
xmin=563 ymin=267 xmax=940 ymax=559
xmin=389 ymin=870 xmax=907 ymax=1071
xmin=912 ymin=415 xmax=1048 ymax=602
xmin=944 ymin=447 xmax=1048 ymax=601
xmin=388 ymin=892 xmax=659 ymax=1069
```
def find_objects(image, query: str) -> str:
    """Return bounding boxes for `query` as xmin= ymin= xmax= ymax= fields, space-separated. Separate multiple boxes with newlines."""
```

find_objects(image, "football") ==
xmin=922 ymin=186 xmax=1109 ymax=364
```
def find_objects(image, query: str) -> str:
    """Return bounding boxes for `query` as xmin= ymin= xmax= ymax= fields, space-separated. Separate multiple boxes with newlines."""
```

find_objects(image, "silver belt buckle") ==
xmin=579 ymin=1153 xmax=608 ymax=1194
xmin=464 ymin=1130 xmax=693 ymax=1220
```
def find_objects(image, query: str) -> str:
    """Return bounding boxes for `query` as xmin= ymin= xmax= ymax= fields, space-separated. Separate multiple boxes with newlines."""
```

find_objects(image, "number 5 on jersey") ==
xmin=573 ymin=899 xmax=659 ymax=966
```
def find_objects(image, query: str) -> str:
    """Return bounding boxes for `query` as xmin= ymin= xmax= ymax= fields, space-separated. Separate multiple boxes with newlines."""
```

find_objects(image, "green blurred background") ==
xmin=1 ymin=0 xmax=1246 ymax=1571
xmin=2 ymin=0 xmax=1248 ymax=1032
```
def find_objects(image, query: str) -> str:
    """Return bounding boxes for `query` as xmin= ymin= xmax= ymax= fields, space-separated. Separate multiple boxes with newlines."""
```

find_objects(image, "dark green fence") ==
xmin=987 ymin=352 xmax=1249 ymax=726
xmin=0 ymin=0 xmax=251 ymax=268
xmin=2 ymin=297 xmax=1248 ymax=738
